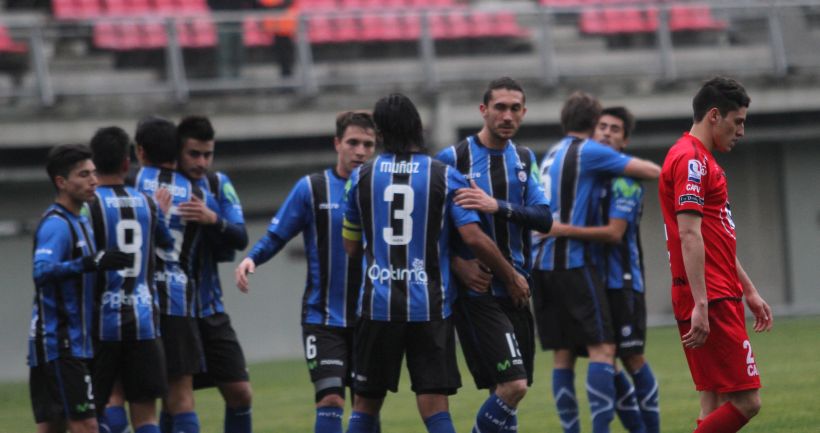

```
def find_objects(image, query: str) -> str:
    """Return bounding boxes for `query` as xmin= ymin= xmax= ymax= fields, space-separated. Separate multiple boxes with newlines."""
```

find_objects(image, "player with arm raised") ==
xmin=235 ymin=111 xmax=376 ymax=433
xmin=435 ymin=77 xmax=551 ymax=433
xmin=86 ymin=127 xmax=173 ymax=433
xmin=658 ymin=77 xmax=772 ymax=433
xmin=531 ymin=92 xmax=660 ymax=433
xmin=341 ymin=93 xmax=529 ymax=433
xmin=29 ymin=144 xmax=130 ymax=433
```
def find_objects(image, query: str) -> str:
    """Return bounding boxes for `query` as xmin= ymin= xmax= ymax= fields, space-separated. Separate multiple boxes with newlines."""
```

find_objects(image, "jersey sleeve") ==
xmin=342 ymin=168 xmax=362 ymax=241
xmin=217 ymin=172 xmax=245 ymax=225
xmin=446 ymin=166 xmax=481 ymax=227
xmin=434 ymin=146 xmax=457 ymax=167
xmin=584 ymin=141 xmax=632 ymax=175
xmin=670 ymin=148 xmax=706 ymax=214
xmin=32 ymin=216 xmax=85 ymax=285
xmin=609 ymin=177 xmax=642 ymax=222
xmin=268 ymin=176 xmax=311 ymax=241
xmin=525 ymin=148 xmax=550 ymax=207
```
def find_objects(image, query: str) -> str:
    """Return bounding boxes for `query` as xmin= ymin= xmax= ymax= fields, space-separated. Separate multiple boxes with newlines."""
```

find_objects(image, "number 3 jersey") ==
xmin=85 ymin=185 xmax=173 ymax=341
xmin=659 ymin=132 xmax=741 ymax=321
xmin=343 ymin=153 xmax=480 ymax=322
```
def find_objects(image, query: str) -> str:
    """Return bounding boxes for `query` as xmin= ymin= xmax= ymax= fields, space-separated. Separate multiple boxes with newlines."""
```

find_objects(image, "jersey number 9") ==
xmin=115 ymin=220 xmax=141 ymax=277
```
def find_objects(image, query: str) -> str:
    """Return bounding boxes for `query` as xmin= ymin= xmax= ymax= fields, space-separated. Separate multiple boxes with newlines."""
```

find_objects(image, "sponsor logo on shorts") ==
xmin=497 ymin=359 xmax=511 ymax=372
xmin=320 ymin=359 xmax=344 ymax=366
xmin=678 ymin=194 xmax=704 ymax=206
xmin=621 ymin=325 xmax=633 ymax=337
xmin=307 ymin=360 xmax=317 ymax=370
xmin=355 ymin=374 xmax=368 ymax=382
xmin=74 ymin=402 xmax=94 ymax=413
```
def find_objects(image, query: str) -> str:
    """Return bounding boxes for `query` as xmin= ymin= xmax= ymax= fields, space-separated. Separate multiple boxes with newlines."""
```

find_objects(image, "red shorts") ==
xmin=677 ymin=299 xmax=762 ymax=393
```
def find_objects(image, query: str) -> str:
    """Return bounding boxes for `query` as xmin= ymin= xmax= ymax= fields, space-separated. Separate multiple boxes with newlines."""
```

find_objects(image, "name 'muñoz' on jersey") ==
xmin=436 ymin=135 xmax=548 ymax=297
xmin=133 ymin=166 xmax=202 ymax=317
xmin=29 ymin=204 xmax=97 ymax=366
xmin=533 ymin=136 xmax=631 ymax=271
xmin=247 ymin=168 xmax=362 ymax=328
xmin=343 ymin=153 xmax=480 ymax=322
xmin=85 ymin=185 xmax=172 ymax=341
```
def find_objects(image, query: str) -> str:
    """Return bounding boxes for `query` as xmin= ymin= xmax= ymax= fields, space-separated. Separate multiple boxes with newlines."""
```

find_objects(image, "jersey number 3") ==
xmin=383 ymin=184 xmax=414 ymax=246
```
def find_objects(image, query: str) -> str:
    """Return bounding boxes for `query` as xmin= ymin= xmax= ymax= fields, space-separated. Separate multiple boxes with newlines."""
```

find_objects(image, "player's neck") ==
xmin=689 ymin=124 xmax=714 ymax=153
xmin=55 ymin=195 xmax=82 ymax=215
xmin=146 ymin=162 xmax=176 ymax=170
xmin=477 ymin=128 xmax=506 ymax=150
xmin=334 ymin=163 xmax=349 ymax=180
xmin=97 ymin=173 xmax=125 ymax=186
xmin=567 ymin=131 xmax=591 ymax=140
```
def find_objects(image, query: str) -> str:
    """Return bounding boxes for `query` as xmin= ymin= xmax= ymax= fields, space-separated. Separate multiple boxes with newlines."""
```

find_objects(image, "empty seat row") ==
xmin=300 ymin=0 xmax=458 ymax=10
xmin=92 ymin=17 xmax=274 ymax=51
xmin=579 ymin=4 xmax=726 ymax=35
xmin=53 ymin=0 xmax=208 ymax=20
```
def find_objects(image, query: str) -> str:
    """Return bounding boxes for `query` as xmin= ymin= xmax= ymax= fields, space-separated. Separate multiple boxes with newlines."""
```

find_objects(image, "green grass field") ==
xmin=2 ymin=315 xmax=818 ymax=433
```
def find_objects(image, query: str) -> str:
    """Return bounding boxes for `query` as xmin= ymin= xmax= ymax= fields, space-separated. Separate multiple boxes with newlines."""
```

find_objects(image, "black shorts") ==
xmin=193 ymin=313 xmax=249 ymax=389
xmin=607 ymin=289 xmax=647 ymax=357
xmin=302 ymin=323 xmax=355 ymax=401
xmin=160 ymin=315 xmax=205 ymax=379
xmin=93 ymin=339 xmax=168 ymax=409
xmin=352 ymin=318 xmax=461 ymax=399
xmin=30 ymin=358 xmax=96 ymax=423
xmin=532 ymin=268 xmax=614 ymax=351
xmin=454 ymin=293 xmax=534 ymax=389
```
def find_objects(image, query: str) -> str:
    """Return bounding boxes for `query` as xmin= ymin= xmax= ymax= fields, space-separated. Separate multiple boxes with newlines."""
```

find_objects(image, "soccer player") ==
xmin=531 ymin=92 xmax=661 ymax=433
xmin=435 ymin=77 xmax=552 ymax=433
xmin=132 ymin=117 xmax=205 ymax=433
xmin=86 ymin=127 xmax=173 ymax=433
xmin=341 ymin=93 xmax=530 ymax=433
xmin=176 ymin=115 xmax=252 ymax=433
xmin=235 ymin=111 xmax=377 ymax=433
xmin=547 ymin=107 xmax=660 ymax=433
xmin=658 ymin=77 xmax=772 ymax=433
xmin=29 ymin=144 xmax=131 ymax=433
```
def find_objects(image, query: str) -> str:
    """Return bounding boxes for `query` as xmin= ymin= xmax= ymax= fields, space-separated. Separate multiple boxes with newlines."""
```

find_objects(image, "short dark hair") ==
xmin=692 ymin=76 xmax=751 ymax=122
xmin=135 ymin=116 xmax=178 ymax=165
xmin=45 ymin=144 xmax=93 ymax=187
xmin=561 ymin=91 xmax=602 ymax=134
xmin=335 ymin=111 xmax=376 ymax=139
xmin=90 ymin=126 xmax=131 ymax=175
xmin=601 ymin=106 xmax=636 ymax=139
xmin=483 ymin=76 xmax=526 ymax=105
xmin=373 ymin=93 xmax=425 ymax=154
xmin=177 ymin=115 xmax=215 ymax=145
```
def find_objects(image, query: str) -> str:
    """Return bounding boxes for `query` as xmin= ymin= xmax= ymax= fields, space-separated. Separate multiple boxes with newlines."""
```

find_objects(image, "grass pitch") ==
xmin=1 ymin=315 xmax=817 ymax=433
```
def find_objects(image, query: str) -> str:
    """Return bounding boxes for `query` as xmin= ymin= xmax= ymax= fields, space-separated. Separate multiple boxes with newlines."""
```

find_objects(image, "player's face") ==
xmin=179 ymin=138 xmax=215 ymax=180
xmin=335 ymin=125 xmax=376 ymax=177
xmin=57 ymin=159 xmax=98 ymax=203
xmin=480 ymin=89 xmax=527 ymax=142
xmin=594 ymin=114 xmax=628 ymax=152
xmin=712 ymin=106 xmax=747 ymax=153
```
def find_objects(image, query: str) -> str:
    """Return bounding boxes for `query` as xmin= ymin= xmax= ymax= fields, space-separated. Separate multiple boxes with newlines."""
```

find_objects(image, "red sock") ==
xmin=694 ymin=402 xmax=749 ymax=433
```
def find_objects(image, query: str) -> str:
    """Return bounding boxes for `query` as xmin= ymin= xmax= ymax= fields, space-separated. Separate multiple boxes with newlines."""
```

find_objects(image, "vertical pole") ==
xmin=296 ymin=12 xmax=318 ymax=96
xmin=767 ymin=6 xmax=788 ymax=78
xmin=419 ymin=11 xmax=438 ymax=94
xmin=656 ymin=6 xmax=677 ymax=81
xmin=29 ymin=25 xmax=55 ymax=107
xmin=164 ymin=17 xmax=189 ymax=104
xmin=537 ymin=7 xmax=559 ymax=87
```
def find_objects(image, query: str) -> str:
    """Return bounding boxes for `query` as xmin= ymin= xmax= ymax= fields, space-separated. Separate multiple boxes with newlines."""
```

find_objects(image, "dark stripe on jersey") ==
xmin=344 ymin=245 xmax=361 ymax=326
xmin=114 ymin=186 xmax=138 ymax=337
xmin=358 ymin=163 xmax=375 ymax=319
xmin=515 ymin=147 xmax=533 ymax=271
xmin=490 ymin=154 xmax=511 ymax=261
xmin=76 ymin=221 xmax=95 ymax=355
xmin=555 ymin=138 xmax=583 ymax=270
xmin=388 ymin=154 xmax=411 ymax=321
xmin=455 ymin=139 xmax=472 ymax=176
xmin=309 ymin=173 xmax=330 ymax=325
xmin=155 ymin=170 xmax=171 ymax=314
xmin=426 ymin=161 xmax=448 ymax=320
xmin=88 ymin=194 xmax=108 ymax=339
xmin=142 ymin=192 xmax=160 ymax=335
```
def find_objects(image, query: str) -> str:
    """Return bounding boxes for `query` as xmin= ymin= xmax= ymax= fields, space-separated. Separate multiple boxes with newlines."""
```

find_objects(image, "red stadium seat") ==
xmin=243 ymin=17 xmax=274 ymax=46
xmin=52 ymin=0 xmax=103 ymax=20
xmin=333 ymin=16 xmax=360 ymax=42
xmin=0 ymin=25 xmax=28 ymax=53
xmin=142 ymin=21 xmax=168 ymax=48
xmin=579 ymin=8 xmax=606 ymax=34
xmin=603 ymin=7 xmax=652 ymax=33
xmin=492 ymin=11 xmax=528 ymax=38
xmin=669 ymin=4 xmax=726 ymax=32
xmin=308 ymin=15 xmax=335 ymax=43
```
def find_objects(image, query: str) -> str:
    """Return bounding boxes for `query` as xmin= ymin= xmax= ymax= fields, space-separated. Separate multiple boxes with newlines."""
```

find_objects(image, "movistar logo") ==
xmin=75 ymin=402 xmax=91 ymax=412
xmin=497 ymin=360 xmax=511 ymax=372
xmin=307 ymin=360 xmax=317 ymax=370
xmin=613 ymin=178 xmax=641 ymax=198
xmin=367 ymin=259 xmax=428 ymax=285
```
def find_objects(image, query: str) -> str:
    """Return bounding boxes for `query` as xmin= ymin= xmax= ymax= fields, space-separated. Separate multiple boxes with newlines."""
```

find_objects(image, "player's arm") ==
xmin=454 ymin=180 xmax=553 ymax=232
xmin=183 ymin=192 xmax=248 ymax=251
xmin=677 ymin=211 xmax=709 ymax=348
xmin=342 ymin=171 xmax=363 ymax=258
xmin=737 ymin=257 xmax=773 ymax=332
xmin=549 ymin=218 xmax=627 ymax=243
xmin=458 ymin=223 xmax=529 ymax=307
xmin=451 ymin=256 xmax=493 ymax=293
xmin=622 ymin=158 xmax=661 ymax=180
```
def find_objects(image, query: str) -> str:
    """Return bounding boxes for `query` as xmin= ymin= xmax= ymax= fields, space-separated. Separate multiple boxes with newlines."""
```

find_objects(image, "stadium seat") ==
xmin=603 ymin=7 xmax=652 ymax=33
xmin=308 ymin=15 xmax=335 ymax=43
xmin=52 ymin=0 xmax=103 ymax=20
xmin=0 ymin=25 xmax=28 ymax=53
xmin=669 ymin=4 xmax=727 ymax=32
xmin=244 ymin=17 xmax=275 ymax=46
xmin=333 ymin=16 xmax=360 ymax=42
xmin=491 ymin=11 xmax=528 ymax=38
xmin=579 ymin=8 xmax=606 ymax=34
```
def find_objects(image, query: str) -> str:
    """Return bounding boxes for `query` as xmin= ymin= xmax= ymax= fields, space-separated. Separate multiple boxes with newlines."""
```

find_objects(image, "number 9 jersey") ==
xmin=343 ymin=153 xmax=480 ymax=322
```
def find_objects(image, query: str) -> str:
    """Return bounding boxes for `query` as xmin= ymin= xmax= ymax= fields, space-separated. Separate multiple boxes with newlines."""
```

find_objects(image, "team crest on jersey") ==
xmin=687 ymin=159 xmax=706 ymax=183
xmin=517 ymin=170 xmax=527 ymax=183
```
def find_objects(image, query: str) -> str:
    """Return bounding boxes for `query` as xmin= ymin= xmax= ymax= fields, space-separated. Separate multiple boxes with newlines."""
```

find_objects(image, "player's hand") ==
xmin=154 ymin=187 xmax=172 ymax=216
xmin=454 ymin=180 xmax=499 ymax=214
xmin=451 ymin=257 xmax=492 ymax=293
xmin=548 ymin=221 xmax=570 ymax=237
xmin=682 ymin=303 xmax=709 ymax=348
xmin=235 ymin=258 xmax=255 ymax=293
xmin=746 ymin=292 xmax=773 ymax=332
xmin=177 ymin=194 xmax=218 ymax=225
xmin=505 ymin=271 xmax=530 ymax=309
xmin=83 ymin=250 xmax=133 ymax=271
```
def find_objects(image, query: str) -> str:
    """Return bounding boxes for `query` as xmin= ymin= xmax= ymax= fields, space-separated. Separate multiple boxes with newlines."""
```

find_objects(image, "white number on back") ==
xmin=383 ymin=184 xmax=414 ymax=246
xmin=115 ymin=220 xmax=141 ymax=277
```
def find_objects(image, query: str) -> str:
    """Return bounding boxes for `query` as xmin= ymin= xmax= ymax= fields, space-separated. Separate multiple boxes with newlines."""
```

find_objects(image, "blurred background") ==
xmin=1 ymin=0 xmax=819 ymax=381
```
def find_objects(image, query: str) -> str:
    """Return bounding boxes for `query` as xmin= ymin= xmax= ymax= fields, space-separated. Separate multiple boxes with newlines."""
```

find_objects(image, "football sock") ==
xmin=694 ymin=402 xmax=748 ymax=433
xmin=159 ymin=411 xmax=173 ymax=433
xmin=587 ymin=362 xmax=616 ymax=433
xmin=614 ymin=370 xmax=646 ymax=433
xmin=225 ymin=406 xmax=252 ymax=433
xmin=631 ymin=363 xmax=660 ymax=433
xmin=315 ymin=407 xmax=344 ymax=433
xmin=552 ymin=368 xmax=580 ymax=433
xmin=346 ymin=411 xmax=376 ymax=433
xmin=135 ymin=425 xmax=160 ymax=433
xmin=424 ymin=411 xmax=456 ymax=433
xmin=502 ymin=413 xmax=518 ymax=431
xmin=105 ymin=406 xmax=128 ymax=433
xmin=472 ymin=394 xmax=515 ymax=433
xmin=172 ymin=412 xmax=200 ymax=433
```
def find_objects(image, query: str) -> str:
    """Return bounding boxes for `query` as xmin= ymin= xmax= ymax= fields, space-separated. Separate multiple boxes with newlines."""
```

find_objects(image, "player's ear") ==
xmin=54 ymin=175 xmax=67 ymax=190
xmin=708 ymin=107 xmax=721 ymax=124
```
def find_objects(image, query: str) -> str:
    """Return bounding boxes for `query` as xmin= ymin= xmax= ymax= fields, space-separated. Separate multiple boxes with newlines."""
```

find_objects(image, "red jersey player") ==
xmin=659 ymin=77 xmax=773 ymax=433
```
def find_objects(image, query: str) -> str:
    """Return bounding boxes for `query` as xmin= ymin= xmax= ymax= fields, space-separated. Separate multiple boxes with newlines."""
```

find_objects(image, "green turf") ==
xmin=2 ymin=316 xmax=817 ymax=433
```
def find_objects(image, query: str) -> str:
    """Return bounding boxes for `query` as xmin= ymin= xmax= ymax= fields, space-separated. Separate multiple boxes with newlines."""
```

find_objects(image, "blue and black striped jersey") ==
xmin=85 ymin=185 xmax=172 ymax=341
xmin=343 ymin=153 xmax=480 ymax=322
xmin=436 ymin=135 xmax=549 ymax=298
xmin=133 ymin=166 xmax=202 ymax=317
xmin=248 ymin=168 xmax=362 ymax=328
xmin=593 ymin=177 xmax=645 ymax=292
xmin=28 ymin=204 xmax=97 ymax=366
xmin=533 ymin=137 xmax=631 ymax=271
